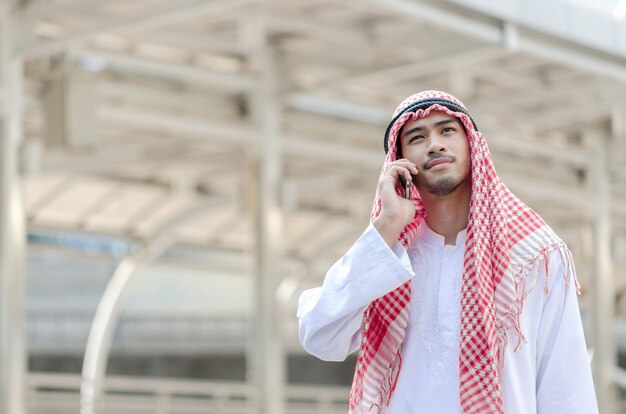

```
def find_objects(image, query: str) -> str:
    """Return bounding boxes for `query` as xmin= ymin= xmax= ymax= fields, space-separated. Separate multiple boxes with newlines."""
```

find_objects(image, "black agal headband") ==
xmin=383 ymin=97 xmax=478 ymax=154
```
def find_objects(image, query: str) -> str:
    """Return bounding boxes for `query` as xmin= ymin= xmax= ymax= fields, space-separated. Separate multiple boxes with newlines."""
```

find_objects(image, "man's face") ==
xmin=398 ymin=110 xmax=471 ymax=196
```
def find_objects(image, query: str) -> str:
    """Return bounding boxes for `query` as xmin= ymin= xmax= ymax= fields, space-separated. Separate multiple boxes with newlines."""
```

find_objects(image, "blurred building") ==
xmin=1 ymin=0 xmax=626 ymax=413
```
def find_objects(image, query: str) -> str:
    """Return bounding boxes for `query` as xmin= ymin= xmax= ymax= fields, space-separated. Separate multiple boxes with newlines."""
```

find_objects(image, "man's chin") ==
xmin=424 ymin=176 xmax=462 ymax=197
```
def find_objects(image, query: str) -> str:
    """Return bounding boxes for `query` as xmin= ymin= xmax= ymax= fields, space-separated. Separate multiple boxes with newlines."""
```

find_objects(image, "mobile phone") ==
xmin=399 ymin=175 xmax=411 ymax=199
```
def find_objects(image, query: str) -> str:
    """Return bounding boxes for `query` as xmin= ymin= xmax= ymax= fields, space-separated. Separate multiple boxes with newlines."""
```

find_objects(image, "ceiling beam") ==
xmin=366 ymin=0 xmax=626 ymax=85
xmin=18 ymin=0 xmax=104 ymax=19
xmin=362 ymin=0 xmax=501 ymax=43
xmin=74 ymin=48 xmax=255 ymax=91
xmin=128 ymin=31 xmax=249 ymax=56
xmin=286 ymin=93 xmax=389 ymax=124
xmin=267 ymin=12 xmax=370 ymax=49
xmin=314 ymin=46 xmax=507 ymax=89
xmin=15 ymin=0 xmax=256 ymax=58
xmin=501 ymin=173 xmax=593 ymax=218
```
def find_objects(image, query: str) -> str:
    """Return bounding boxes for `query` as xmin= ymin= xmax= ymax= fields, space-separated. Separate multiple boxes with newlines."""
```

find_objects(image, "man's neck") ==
xmin=419 ymin=182 xmax=471 ymax=246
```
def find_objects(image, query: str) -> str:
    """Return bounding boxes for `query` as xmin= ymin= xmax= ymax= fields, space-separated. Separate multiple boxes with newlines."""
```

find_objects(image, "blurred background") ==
xmin=0 ymin=0 xmax=625 ymax=413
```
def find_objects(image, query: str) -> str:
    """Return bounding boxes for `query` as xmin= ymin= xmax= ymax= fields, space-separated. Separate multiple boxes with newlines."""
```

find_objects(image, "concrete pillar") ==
xmin=586 ymin=130 xmax=618 ymax=414
xmin=243 ymin=14 xmax=286 ymax=414
xmin=0 ymin=1 xmax=26 ymax=413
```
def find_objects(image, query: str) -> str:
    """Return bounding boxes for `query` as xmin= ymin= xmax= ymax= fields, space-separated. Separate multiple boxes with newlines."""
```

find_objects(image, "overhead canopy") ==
xmin=14 ymin=0 xmax=624 ymax=289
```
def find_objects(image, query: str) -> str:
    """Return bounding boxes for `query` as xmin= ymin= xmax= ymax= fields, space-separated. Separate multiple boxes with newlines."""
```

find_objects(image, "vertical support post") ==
xmin=81 ymin=257 xmax=142 ymax=414
xmin=586 ymin=130 xmax=617 ymax=414
xmin=244 ymin=12 xmax=286 ymax=414
xmin=80 ymin=202 xmax=214 ymax=414
xmin=0 ymin=1 xmax=26 ymax=413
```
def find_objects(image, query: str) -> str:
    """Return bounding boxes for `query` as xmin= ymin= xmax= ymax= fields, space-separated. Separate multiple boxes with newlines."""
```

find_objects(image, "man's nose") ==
xmin=427 ymin=136 xmax=447 ymax=155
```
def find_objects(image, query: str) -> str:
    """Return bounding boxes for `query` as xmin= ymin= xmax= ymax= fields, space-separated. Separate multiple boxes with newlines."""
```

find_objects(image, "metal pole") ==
xmin=0 ymin=1 xmax=26 ymax=413
xmin=80 ymin=200 xmax=221 ymax=414
xmin=244 ymin=13 xmax=286 ymax=414
xmin=587 ymin=130 xmax=617 ymax=414
xmin=80 ymin=256 xmax=143 ymax=414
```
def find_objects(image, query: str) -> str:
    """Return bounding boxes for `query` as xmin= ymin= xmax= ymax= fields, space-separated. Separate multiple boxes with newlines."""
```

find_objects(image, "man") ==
xmin=297 ymin=91 xmax=598 ymax=413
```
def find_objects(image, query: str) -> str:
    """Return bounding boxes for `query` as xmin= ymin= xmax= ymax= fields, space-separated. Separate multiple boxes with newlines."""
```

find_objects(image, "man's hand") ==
xmin=372 ymin=159 xmax=418 ymax=247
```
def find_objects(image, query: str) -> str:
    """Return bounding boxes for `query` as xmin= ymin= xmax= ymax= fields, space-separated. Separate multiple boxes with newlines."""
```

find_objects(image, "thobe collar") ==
xmin=416 ymin=221 xmax=467 ymax=248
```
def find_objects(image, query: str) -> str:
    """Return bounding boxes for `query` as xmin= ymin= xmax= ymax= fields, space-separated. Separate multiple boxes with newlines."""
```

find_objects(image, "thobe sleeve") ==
xmin=535 ymin=249 xmax=599 ymax=414
xmin=297 ymin=223 xmax=414 ymax=362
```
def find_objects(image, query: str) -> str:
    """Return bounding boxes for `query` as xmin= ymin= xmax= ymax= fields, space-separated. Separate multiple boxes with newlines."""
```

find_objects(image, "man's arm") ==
xmin=297 ymin=223 xmax=414 ymax=361
xmin=535 ymin=248 xmax=598 ymax=414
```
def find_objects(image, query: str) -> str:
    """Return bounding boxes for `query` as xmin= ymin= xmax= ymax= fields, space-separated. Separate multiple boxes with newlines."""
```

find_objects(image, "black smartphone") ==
xmin=399 ymin=175 xmax=411 ymax=199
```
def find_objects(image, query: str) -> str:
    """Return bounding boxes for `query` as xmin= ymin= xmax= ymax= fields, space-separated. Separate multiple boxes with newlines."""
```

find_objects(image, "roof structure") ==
xmin=2 ymin=0 xmax=626 ymax=412
xmin=16 ymin=0 xmax=626 ymax=285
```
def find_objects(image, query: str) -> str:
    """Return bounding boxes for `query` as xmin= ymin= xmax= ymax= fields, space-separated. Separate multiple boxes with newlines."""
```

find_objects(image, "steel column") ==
xmin=587 ymin=130 xmax=618 ymax=414
xmin=0 ymin=1 xmax=26 ymax=413
xmin=245 ymin=14 xmax=286 ymax=414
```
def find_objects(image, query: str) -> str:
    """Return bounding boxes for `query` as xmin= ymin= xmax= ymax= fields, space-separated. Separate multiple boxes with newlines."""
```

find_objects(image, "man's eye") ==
xmin=442 ymin=127 xmax=454 ymax=134
xmin=410 ymin=135 xmax=424 ymax=142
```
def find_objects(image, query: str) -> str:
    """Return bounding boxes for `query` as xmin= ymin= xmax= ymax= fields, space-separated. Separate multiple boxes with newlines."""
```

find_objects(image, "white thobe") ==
xmin=297 ymin=222 xmax=598 ymax=414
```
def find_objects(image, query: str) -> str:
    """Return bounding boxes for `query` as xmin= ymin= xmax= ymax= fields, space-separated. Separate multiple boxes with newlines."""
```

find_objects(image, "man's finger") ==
xmin=386 ymin=159 xmax=418 ymax=175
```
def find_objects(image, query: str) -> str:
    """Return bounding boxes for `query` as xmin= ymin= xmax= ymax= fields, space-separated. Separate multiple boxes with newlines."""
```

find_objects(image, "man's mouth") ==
xmin=426 ymin=157 xmax=453 ymax=169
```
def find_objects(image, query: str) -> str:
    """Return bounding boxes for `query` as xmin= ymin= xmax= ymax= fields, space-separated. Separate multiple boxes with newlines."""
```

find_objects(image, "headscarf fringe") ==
xmin=496 ymin=330 xmax=508 ymax=372
xmin=498 ymin=242 xmax=581 ymax=357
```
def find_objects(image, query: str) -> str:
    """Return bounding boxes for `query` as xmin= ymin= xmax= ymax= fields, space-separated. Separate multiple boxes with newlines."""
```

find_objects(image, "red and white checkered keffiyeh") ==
xmin=349 ymin=91 xmax=580 ymax=413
